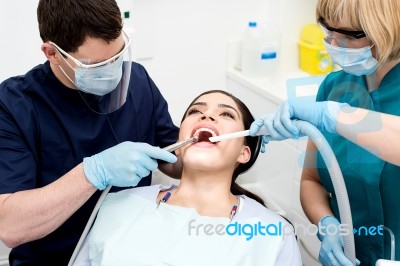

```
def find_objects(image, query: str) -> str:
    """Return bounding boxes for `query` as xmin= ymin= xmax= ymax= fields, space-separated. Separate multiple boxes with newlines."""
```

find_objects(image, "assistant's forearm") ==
xmin=337 ymin=106 xmax=400 ymax=166
xmin=0 ymin=163 xmax=97 ymax=248
xmin=300 ymin=178 xmax=333 ymax=225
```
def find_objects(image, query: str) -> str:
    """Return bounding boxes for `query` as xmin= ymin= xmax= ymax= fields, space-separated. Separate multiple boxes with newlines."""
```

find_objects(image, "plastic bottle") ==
xmin=241 ymin=21 xmax=262 ymax=77
xmin=241 ymin=21 xmax=279 ymax=77
xmin=259 ymin=22 xmax=279 ymax=76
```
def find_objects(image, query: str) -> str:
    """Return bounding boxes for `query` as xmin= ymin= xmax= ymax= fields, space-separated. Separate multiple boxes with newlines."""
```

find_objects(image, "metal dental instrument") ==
xmin=163 ymin=136 xmax=199 ymax=152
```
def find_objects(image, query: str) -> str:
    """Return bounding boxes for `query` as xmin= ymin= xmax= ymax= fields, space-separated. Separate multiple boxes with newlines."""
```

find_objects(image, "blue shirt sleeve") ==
xmin=0 ymin=79 xmax=38 ymax=193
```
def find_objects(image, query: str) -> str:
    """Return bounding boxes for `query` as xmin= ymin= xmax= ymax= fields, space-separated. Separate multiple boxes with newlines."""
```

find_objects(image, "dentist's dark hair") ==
xmin=182 ymin=90 xmax=265 ymax=207
xmin=38 ymin=0 xmax=122 ymax=53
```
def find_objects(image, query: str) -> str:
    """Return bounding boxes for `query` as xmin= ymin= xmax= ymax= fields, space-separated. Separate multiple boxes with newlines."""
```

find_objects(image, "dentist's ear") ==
xmin=41 ymin=43 xmax=60 ymax=65
xmin=237 ymin=146 xmax=251 ymax=164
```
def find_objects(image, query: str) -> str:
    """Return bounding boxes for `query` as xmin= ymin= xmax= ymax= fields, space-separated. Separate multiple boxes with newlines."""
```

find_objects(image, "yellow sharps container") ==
xmin=298 ymin=23 xmax=333 ymax=75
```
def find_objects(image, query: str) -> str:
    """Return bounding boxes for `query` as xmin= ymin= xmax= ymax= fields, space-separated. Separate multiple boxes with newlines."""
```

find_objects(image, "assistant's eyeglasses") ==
xmin=317 ymin=18 xmax=366 ymax=39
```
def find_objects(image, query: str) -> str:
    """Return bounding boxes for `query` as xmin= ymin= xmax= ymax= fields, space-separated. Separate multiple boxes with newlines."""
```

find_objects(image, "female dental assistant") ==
xmin=250 ymin=0 xmax=400 ymax=265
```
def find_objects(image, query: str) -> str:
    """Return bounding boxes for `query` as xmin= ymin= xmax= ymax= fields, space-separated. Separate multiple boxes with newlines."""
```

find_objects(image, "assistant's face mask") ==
xmin=324 ymin=40 xmax=379 ymax=76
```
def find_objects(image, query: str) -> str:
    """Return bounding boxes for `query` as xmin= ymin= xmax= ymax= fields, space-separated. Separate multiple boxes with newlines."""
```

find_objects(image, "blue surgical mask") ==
xmin=74 ymin=56 xmax=123 ymax=96
xmin=324 ymin=40 xmax=379 ymax=76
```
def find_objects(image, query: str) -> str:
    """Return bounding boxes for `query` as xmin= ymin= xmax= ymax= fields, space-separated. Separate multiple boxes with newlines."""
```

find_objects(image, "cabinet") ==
xmin=226 ymin=70 xmax=321 ymax=266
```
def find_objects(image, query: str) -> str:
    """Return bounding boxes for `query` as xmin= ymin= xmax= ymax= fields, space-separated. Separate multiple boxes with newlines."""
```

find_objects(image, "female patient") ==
xmin=74 ymin=90 xmax=301 ymax=265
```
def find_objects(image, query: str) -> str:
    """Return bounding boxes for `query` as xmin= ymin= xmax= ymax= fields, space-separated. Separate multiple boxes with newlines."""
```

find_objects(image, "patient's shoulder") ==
xmin=239 ymin=196 xmax=292 ymax=226
xmin=110 ymin=184 xmax=173 ymax=202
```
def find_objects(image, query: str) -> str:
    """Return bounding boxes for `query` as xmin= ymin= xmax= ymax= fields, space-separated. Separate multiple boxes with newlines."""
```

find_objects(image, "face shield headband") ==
xmin=50 ymin=31 xmax=132 ymax=114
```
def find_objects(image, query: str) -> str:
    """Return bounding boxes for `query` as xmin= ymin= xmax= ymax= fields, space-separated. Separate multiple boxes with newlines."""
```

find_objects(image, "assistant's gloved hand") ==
xmin=318 ymin=216 xmax=357 ymax=266
xmin=249 ymin=99 xmax=349 ymax=141
xmin=83 ymin=142 xmax=177 ymax=190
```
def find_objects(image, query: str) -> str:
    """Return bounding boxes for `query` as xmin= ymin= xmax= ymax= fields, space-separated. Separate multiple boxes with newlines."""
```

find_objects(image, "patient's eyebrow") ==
xmin=218 ymin=104 xmax=240 ymax=118
xmin=190 ymin=102 xmax=240 ymax=118
xmin=191 ymin=102 xmax=207 ymax=107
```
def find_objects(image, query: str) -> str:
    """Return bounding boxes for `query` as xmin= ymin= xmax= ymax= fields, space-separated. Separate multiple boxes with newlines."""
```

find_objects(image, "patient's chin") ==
xmin=181 ymin=152 xmax=221 ymax=170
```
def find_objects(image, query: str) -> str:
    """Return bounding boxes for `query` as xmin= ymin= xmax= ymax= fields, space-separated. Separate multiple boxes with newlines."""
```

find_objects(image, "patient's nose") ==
xmin=200 ymin=114 xmax=215 ymax=121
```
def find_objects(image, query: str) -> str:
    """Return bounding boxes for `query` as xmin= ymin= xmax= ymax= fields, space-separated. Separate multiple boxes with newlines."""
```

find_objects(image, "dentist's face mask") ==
xmin=324 ymin=40 xmax=379 ymax=76
xmin=71 ymin=55 xmax=124 ymax=96
xmin=50 ymin=31 xmax=132 ymax=114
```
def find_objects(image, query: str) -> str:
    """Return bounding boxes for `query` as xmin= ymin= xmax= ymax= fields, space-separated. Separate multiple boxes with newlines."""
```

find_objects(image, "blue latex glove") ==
xmin=83 ymin=142 xmax=177 ymax=190
xmin=318 ymin=216 xmax=359 ymax=266
xmin=249 ymin=99 xmax=349 ymax=141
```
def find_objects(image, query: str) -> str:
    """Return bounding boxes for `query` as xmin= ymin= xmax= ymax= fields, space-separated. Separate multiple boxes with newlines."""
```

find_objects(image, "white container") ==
xmin=241 ymin=21 xmax=279 ymax=77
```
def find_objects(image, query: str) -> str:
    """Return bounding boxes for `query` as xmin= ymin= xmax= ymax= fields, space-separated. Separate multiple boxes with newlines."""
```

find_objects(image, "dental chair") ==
xmin=0 ymin=241 xmax=10 ymax=266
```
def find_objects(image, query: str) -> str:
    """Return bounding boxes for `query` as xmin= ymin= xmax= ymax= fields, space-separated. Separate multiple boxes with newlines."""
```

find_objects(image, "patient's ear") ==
xmin=237 ymin=145 xmax=250 ymax=164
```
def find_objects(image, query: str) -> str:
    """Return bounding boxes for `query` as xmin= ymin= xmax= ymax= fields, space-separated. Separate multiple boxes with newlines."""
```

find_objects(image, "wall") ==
xmin=139 ymin=0 xmax=318 ymax=123
xmin=0 ymin=0 xmax=317 ymax=124
xmin=0 ymin=1 xmax=43 ymax=82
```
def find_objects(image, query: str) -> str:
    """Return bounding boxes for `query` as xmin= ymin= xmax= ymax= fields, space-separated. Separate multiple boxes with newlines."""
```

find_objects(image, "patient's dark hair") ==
xmin=181 ymin=90 xmax=265 ymax=207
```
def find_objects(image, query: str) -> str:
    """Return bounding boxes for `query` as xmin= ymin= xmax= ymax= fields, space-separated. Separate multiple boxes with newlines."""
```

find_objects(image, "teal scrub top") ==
xmin=316 ymin=64 xmax=400 ymax=265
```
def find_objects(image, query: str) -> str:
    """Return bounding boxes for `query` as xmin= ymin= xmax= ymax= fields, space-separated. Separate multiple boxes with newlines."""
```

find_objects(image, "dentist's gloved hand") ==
xmin=249 ymin=99 xmax=349 ymax=141
xmin=318 ymin=216 xmax=358 ymax=266
xmin=83 ymin=142 xmax=177 ymax=190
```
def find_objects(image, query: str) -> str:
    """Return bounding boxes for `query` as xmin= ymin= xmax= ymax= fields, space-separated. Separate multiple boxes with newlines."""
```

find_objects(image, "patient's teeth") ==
xmin=193 ymin=128 xmax=216 ymax=137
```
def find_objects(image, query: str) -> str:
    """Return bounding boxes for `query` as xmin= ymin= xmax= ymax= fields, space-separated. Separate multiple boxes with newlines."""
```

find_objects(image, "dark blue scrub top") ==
xmin=0 ymin=61 xmax=179 ymax=265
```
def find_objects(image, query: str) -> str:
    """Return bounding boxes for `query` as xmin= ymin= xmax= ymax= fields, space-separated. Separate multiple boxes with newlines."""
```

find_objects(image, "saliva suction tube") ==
xmin=293 ymin=120 xmax=356 ymax=265
xmin=209 ymin=121 xmax=356 ymax=265
xmin=69 ymin=122 xmax=357 ymax=265
xmin=247 ymin=121 xmax=357 ymax=264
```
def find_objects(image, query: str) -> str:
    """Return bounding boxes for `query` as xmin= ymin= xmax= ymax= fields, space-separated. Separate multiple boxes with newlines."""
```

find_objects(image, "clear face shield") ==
xmin=50 ymin=31 xmax=132 ymax=114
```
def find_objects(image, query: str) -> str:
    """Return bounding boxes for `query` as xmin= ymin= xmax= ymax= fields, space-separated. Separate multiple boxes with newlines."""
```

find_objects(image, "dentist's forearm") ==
xmin=0 ymin=164 xmax=97 ymax=248
xmin=337 ymin=106 xmax=400 ymax=166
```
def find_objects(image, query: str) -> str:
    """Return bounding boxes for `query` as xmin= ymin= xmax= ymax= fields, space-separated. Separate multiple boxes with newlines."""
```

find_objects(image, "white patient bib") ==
xmin=88 ymin=186 xmax=297 ymax=266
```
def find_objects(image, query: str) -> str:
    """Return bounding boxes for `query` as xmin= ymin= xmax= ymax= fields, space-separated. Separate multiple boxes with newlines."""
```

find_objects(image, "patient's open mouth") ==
xmin=192 ymin=128 xmax=217 ymax=143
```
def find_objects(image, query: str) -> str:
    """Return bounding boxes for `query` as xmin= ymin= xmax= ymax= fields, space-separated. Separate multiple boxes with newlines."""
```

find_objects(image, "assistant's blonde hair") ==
xmin=316 ymin=0 xmax=400 ymax=64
